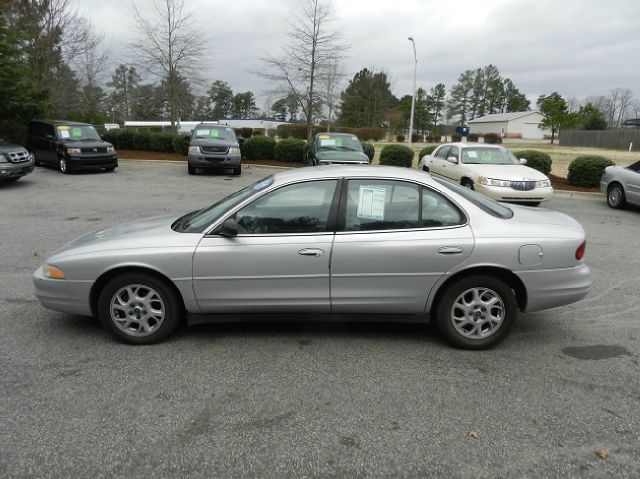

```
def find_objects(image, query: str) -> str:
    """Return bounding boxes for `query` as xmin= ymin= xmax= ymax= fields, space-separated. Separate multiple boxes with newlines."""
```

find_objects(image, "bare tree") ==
xmin=261 ymin=0 xmax=345 ymax=140
xmin=129 ymin=0 xmax=206 ymax=129
xmin=72 ymin=31 xmax=109 ymax=124
xmin=320 ymin=58 xmax=346 ymax=132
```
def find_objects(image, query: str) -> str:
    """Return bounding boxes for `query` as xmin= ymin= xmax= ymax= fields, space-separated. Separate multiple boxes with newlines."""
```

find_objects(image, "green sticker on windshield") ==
xmin=209 ymin=129 xmax=219 ymax=137
xmin=481 ymin=151 xmax=492 ymax=163
xmin=72 ymin=127 xmax=83 ymax=137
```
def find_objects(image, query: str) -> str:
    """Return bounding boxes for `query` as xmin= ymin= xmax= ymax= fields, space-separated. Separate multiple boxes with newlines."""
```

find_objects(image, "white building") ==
xmin=468 ymin=111 xmax=549 ymax=139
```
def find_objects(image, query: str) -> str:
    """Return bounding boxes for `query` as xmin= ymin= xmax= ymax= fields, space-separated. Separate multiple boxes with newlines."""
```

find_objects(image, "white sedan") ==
xmin=419 ymin=143 xmax=553 ymax=206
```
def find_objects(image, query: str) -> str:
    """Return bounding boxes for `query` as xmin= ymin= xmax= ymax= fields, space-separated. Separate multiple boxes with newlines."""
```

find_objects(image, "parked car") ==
xmin=26 ymin=120 xmax=118 ymax=174
xmin=419 ymin=143 xmax=553 ymax=206
xmin=306 ymin=132 xmax=370 ymax=166
xmin=600 ymin=160 xmax=640 ymax=209
xmin=0 ymin=142 xmax=35 ymax=182
xmin=187 ymin=124 xmax=241 ymax=175
xmin=33 ymin=166 xmax=591 ymax=349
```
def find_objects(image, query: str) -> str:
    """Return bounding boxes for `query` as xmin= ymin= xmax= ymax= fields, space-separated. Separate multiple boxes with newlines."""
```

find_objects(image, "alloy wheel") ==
xmin=110 ymin=284 xmax=166 ymax=337
xmin=450 ymin=287 xmax=505 ymax=339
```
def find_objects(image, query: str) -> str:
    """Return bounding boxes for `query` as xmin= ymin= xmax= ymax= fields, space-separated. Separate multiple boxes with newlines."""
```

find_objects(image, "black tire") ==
xmin=461 ymin=178 xmax=474 ymax=190
xmin=435 ymin=275 xmax=517 ymax=350
xmin=188 ymin=165 xmax=196 ymax=175
xmin=58 ymin=157 xmax=70 ymax=174
xmin=31 ymin=151 xmax=41 ymax=166
xmin=233 ymin=165 xmax=241 ymax=176
xmin=104 ymin=167 xmax=115 ymax=172
xmin=529 ymin=202 xmax=541 ymax=207
xmin=607 ymin=183 xmax=626 ymax=209
xmin=422 ymin=165 xmax=430 ymax=173
xmin=97 ymin=273 xmax=183 ymax=345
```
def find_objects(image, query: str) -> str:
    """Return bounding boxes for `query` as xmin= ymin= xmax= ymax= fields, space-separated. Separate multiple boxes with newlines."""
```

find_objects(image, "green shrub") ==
xmin=483 ymin=133 xmax=502 ymax=144
xmin=361 ymin=142 xmax=375 ymax=162
xmin=172 ymin=135 xmax=190 ymax=156
xmin=333 ymin=126 xmax=355 ymax=134
xmin=274 ymin=138 xmax=307 ymax=163
xmin=354 ymin=127 xmax=385 ymax=141
xmin=513 ymin=149 xmax=552 ymax=175
xmin=467 ymin=133 xmax=479 ymax=142
xmin=253 ymin=128 xmax=265 ymax=136
xmin=379 ymin=145 xmax=414 ymax=168
xmin=149 ymin=133 xmax=175 ymax=153
xmin=419 ymin=145 xmax=438 ymax=159
xmin=132 ymin=131 xmax=151 ymax=150
xmin=567 ymin=155 xmax=615 ymax=187
xmin=243 ymin=136 xmax=276 ymax=160
xmin=102 ymin=130 xmax=119 ymax=147
xmin=451 ymin=134 xmax=462 ymax=142
xmin=396 ymin=135 xmax=405 ymax=142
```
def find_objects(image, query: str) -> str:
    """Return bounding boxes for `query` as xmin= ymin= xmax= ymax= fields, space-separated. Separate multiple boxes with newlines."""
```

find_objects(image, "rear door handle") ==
xmin=298 ymin=248 xmax=325 ymax=257
xmin=438 ymin=246 xmax=463 ymax=255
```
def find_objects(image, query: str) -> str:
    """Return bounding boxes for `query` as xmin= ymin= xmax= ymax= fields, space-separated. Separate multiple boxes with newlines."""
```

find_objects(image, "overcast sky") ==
xmin=75 ymin=0 xmax=640 ymax=111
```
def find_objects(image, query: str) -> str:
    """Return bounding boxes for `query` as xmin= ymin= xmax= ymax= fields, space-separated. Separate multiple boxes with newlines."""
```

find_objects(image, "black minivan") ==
xmin=26 ymin=120 xmax=118 ymax=174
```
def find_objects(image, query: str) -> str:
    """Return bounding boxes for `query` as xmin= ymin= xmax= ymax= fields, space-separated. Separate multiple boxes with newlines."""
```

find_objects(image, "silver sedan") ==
xmin=600 ymin=160 xmax=640 ymax=209
xmin=33 ymin=166 xmax=592 ymax=349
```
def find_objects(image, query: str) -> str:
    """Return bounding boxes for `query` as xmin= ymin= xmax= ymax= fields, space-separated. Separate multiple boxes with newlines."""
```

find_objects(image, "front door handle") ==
xmin=438 ymin=246 xmax=463 ymax=255
xmin=298 ymin=248 xmax=325 ymax=257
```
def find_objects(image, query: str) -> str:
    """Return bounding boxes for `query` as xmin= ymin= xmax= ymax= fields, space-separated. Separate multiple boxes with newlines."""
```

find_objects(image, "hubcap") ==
xmin=609 ymin=187 xmax=621 ymax=205
xmin=451 ymin=287 xmax=505 ymax=339
xmin=110 ymin=284 xmax=165 ymax=337
xmin=59 ymin=159 xmax=66 ymax=172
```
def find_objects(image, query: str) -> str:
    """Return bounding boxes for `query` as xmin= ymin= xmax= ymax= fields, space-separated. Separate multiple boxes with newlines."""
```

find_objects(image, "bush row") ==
xmin=102 ymin=130 xmax=192 ymax=155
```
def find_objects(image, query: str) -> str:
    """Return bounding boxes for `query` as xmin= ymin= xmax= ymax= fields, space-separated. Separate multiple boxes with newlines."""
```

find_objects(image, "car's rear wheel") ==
xmin=607 ymin=183 xmax=626 ymax=209
xmin=98 ymin=273 xmax=182 ymax=344
xmin=435 ymin=275 xmax=517 ymax=349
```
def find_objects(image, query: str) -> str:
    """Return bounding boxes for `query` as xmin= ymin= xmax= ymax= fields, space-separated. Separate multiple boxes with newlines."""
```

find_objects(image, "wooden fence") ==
xmin=559 ymin=129 xmax=640 ymax=151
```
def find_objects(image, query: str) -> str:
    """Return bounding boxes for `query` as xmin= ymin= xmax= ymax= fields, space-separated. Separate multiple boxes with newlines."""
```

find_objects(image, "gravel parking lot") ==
xmin=1 ymin=161 xmax=639 ymax=478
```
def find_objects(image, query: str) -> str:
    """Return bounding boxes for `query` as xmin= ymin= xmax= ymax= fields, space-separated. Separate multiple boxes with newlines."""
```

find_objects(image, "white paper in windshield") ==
xmin=466 ymin=150 xmax=478 ymax=158
xmin=59 ymin=129 xmax=70 ymax=138
xmin=319 ymin=138 xmax=337 ymax=147
xmin=357 ymin=186 xmax=385 ymax=220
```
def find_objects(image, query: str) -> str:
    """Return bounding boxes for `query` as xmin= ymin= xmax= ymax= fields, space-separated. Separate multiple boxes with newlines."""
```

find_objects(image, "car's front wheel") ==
xmin=58 ymin=157 xmax=69 ymax=174
xmin=97 ymin=273 xmax=182 ymax=344
xmin=188 ymin=165 xmax=195 ymax=175
xmin=461 ymin=179 xmax=474 ymax=190
xmin=233 ymin=165 xmax=241 ymax=176
xmin=607 ymin=183 xmax=626 ymax=209
xmin=435 ymin=275 xmax=517 ymax=349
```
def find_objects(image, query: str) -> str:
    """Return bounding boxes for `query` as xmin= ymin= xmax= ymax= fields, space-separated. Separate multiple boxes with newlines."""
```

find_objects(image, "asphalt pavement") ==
xmin=1 ymin=161 xmax=639 ymax=478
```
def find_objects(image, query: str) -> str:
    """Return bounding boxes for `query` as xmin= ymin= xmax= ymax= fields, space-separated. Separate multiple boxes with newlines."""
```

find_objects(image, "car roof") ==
xmin=440 ymin=142 xmax=505 ymax=149
xmin=314 ymin=132 xmax=357 ymax=137
xmin=31 ymin=119 xmax=92 ymax=126
xmin=270 ymin=165 xmax=435 ymax=186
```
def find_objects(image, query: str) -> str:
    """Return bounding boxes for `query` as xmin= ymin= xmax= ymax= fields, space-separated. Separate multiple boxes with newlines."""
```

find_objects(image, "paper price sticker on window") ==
xmin=357 ymin=186 xmax=385 ymax=220
xmin=57 ymin=126 xmax=70 ymax=139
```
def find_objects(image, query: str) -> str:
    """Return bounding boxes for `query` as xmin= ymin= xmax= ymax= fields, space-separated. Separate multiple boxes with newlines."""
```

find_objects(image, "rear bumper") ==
xmin=516 ymin=263 xmax=591 ymax=313
xmin=318 ymin=160 xmax=370 ymax=166
xmin=67 ymin=155 xmax=118 ymax=170
xmin=475 ymin=184 xmax=553 ymax=203
xmin=0 ymin=159 xmax=35 ymax=179
xmin=188 ymin=154 xmax=241 ymax=169
xmin=33 ymin=266 xmax=93 ymax=316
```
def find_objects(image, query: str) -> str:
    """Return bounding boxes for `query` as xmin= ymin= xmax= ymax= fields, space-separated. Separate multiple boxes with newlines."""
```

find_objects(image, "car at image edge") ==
xmin=419 ymin=142 xmax=553 ymax=205
xmin=0 ymin=142 xmax=35 ymax=182
xmin=33 ymin=165 xmax=591 ymax=350
xmin=600 ymin=159 xmax=640 ymax=209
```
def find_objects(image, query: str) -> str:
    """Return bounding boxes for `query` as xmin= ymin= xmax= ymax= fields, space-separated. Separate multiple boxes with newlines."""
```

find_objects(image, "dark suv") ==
xmin=306 ymin=132 xmax=370 ymax=166
xmin=188 ymin=124 xmax=241 ymax=175
xmin=0 ymin=142 xmax=34 ymax=182
xmin=26 ymin=120 xmax=118 ymax=174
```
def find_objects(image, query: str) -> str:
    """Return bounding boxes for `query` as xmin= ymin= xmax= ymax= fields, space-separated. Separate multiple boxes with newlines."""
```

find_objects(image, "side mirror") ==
xmin=446 ymin=156 xmax=458 ymax=164
xmin=216 ymin=217 xmax=238 ymax=237
xmin=519 ymin=158 xmax=528 ymax=165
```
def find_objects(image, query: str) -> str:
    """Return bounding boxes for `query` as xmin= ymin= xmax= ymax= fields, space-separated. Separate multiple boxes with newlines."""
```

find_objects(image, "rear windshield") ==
xmin=433 ymin=178 xmax=513 ymax=219
xmin=56 ymin=125 xmax=101 ymax=141
xmin=626 ymin=161 xmax=640 ymax=172
xmin=192 ymin=126 xmax=236 ymax=141
xmin=317 ymin=134 xmax=362 ymax=152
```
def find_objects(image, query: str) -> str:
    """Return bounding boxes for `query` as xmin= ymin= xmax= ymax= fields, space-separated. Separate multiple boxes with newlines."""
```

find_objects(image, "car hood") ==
xmin=49 ymin=215 xmax=199 ymax=259
xmin=0 ymin=142 xmax=25 ymax=153
xmin=462 ymin=164 xmax=548 ymax=181
xmin=317 ymin=150 xmax=369 ymax=163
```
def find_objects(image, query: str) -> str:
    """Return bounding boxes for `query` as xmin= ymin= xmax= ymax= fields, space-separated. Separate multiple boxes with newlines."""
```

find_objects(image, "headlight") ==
xmin=536 ymin=179 xmax=551 ymax=188
xmin=66 ymin=147 xmax=81 ymax=154
xmin=0 ymin=154 xmax=7 ymax=163
xmin=477 ymin=177 xmax=510 ymax=187
xmin=188 ymin=146 xmax=200 ymax=154
xmin=107 ymin=146 xmax=115 ymax=153
xmin=43 ymin=264 xmax=65 ymax=279
xmin=228 ymin=147 xmax=240 ymax=155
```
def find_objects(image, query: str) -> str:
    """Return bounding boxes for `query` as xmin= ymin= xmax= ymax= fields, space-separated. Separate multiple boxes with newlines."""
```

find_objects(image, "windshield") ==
xmin=461 ymin=147 xmax=519 ymax=165
xmin=172 ymin=176 xmax=274 ymax=233
xmin=433 ymin=177 xmax=513 ymax=219
xmin=192 ymin=126 xmax=236 ymax=142
xmin=317 ymin=134 xmax=362 ymax=152
xmin=56 ymin=125 xmax=101 ymax=141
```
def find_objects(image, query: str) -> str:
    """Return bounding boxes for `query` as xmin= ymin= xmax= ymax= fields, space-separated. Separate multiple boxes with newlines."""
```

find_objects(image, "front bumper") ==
xmin=516 ymin=263 xmax=592 ymax=313
xmin=33 ymin=265 xmax=94 ymax=316
xmin=0 ymin=159 xmax=35 ymax=179
xmin=188 ymin=154 xmax=241 ymax=170
xmin=67 ymin=154 xmax=118 ymax=170
xmin=475 ymin=184 xmax=553 ymax=203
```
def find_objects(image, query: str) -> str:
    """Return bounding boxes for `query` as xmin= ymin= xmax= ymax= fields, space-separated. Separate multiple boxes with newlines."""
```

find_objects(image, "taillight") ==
xmin=575 ymin=241 xmax=586 ymax=260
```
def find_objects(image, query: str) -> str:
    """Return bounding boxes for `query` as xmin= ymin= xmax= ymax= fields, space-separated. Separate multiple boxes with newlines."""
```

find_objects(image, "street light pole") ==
xmin=407 ymin=37 xmax=417 ymax=145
